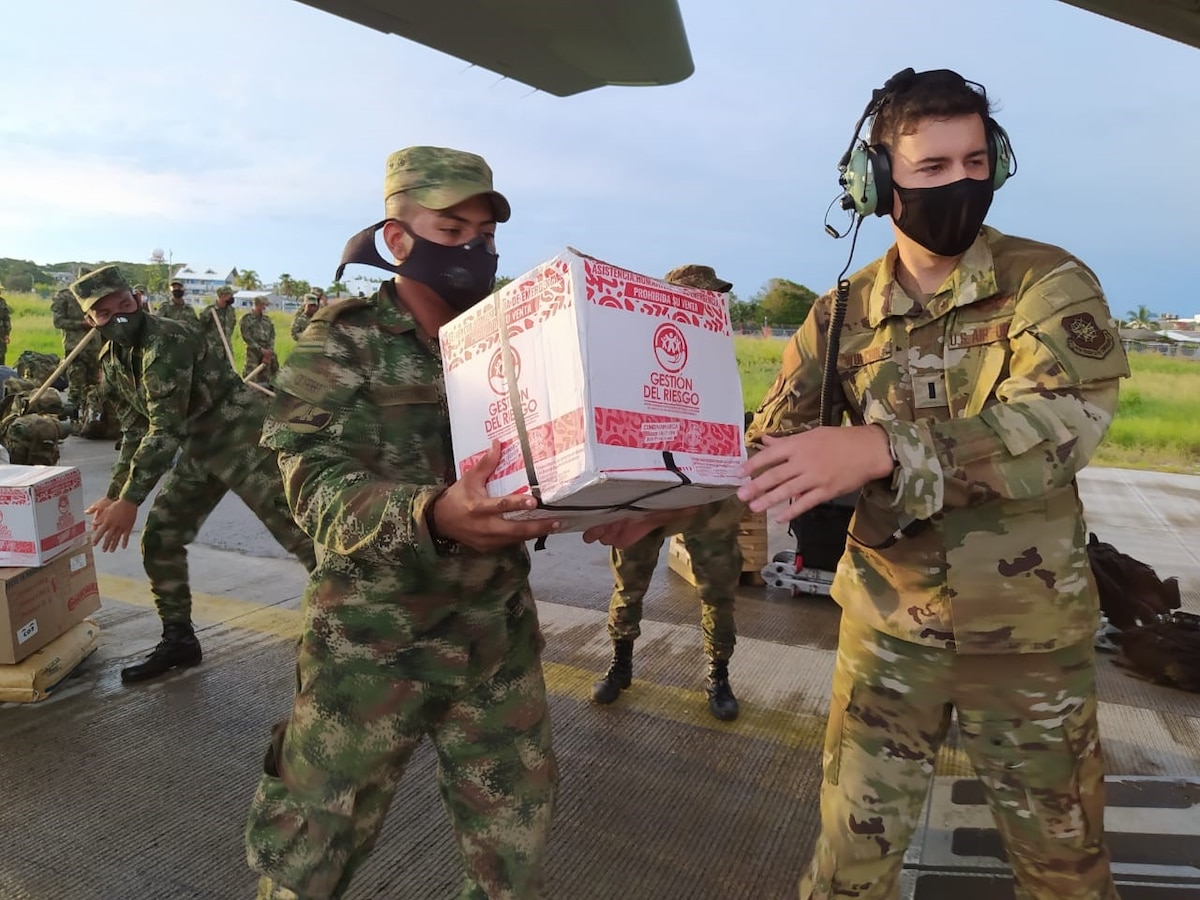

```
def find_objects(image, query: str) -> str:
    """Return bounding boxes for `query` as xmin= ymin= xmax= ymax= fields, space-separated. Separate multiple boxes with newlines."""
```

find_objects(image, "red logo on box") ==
xmin=68 ymin=584 xmax=99 ymax=611
xmin=487 ymin=347 xmax=521 ymax=395
xmin=653 ymin=323 xmax=688 ymax=373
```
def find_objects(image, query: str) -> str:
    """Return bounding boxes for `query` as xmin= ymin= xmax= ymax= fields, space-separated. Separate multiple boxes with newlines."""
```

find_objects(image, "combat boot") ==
xmin=706 ymin=658 xmax=739 ymax=721
xmin=120 ymin=622 xmax=203 ymax=684
xmin=591 ymin=638 xmax=634 ymax=704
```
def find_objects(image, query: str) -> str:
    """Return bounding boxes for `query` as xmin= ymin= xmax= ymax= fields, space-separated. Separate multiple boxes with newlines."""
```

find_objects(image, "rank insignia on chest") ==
xmin=913 ymin=374 xmax=947 ymax=410
xmin=1062 ymin=312 xmax=1115 ymax=359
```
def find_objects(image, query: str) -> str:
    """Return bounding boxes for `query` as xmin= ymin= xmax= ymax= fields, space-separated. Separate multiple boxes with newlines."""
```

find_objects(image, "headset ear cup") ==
xmin=988 ymin=118 xmax=1013 ymax=191
xmin=841 ymin=142 xmax=878 ymax=217
xmin=868 ymin=144 xmax=893 ymax=217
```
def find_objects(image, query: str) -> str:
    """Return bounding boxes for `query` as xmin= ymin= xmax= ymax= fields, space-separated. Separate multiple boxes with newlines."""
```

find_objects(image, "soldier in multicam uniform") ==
xmin=51 ymin=286 xmax=99 ymax=414
xmin=591 ymin=263 xmax=745 ymax=721
xmin=245 ymin=145 xmax=641 ymax=900
xmin=290 ymin=293 xmax=318 ymax=340
xmin=240 ymin=295 xmax=277 ymax=385
xmin=739 ymin=69 xmax=1128 ymax=900
xmin=157 ymin=279 xmax=199 ymax=328
xmin=69 ymin=265 xmax=317 ymax=685
xmin=0 ymin=282 xmax=11 ymax=366
xmin=199 ymin=284 xmax=239 ymax=362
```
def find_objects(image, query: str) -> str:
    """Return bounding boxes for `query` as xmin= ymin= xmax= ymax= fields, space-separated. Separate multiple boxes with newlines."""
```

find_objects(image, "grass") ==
xmin=4 ymin=291 xmax=296 ymax=372
xmin=7 ymin=293 xmax=1197 ymax=473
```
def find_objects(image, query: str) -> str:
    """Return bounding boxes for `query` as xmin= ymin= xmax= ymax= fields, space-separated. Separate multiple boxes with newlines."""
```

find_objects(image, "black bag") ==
xmin=788 ymin=492 xmax=857 ymax=572
xmin=1087 ymin=533 xmax=1180 ymax=630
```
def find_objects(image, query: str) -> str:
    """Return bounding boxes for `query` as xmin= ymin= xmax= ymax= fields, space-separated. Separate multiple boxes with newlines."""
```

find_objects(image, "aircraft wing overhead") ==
xmin=294 ymin=0 xmax=694 ymax=96
xmin=1057 ymin=0 xmax=1200 ymax=49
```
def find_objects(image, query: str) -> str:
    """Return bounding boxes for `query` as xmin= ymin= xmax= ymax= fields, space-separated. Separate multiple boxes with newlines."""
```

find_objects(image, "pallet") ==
xmin=666 ymin=508 xmax=768 ymax=588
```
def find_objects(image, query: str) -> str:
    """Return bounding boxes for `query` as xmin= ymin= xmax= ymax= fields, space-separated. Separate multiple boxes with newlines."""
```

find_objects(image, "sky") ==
xmin=2 ymin=0 xmax=1199 ymax=318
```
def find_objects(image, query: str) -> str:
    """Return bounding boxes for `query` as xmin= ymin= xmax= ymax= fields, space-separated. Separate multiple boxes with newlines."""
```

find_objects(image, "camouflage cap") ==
xmin=170 ymin=279 xmax=184 ymax=288
xmin=664 ymin=264 xmax=733 ymax=293
xmin=302 ymin=292 xmax=319 ymax=305
xmin=132 ymin=284 xmax=147 ymax=293
xmin=216 ymin=285 xmax=234 ymax=297
xmin=253 ymin=294 xmax=270 ymax=306
xmin=383 ymin=145 xmax=511 ymax=223
xmin=312 ymin=286 xmax=325 ymax=297
xmin=70 ymin=264 xmax=131 ymax=313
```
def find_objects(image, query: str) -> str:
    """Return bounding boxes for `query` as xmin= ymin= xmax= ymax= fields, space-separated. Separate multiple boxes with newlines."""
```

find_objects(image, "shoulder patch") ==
xmin=1061 ymin=312 xmax=1115 ymax=359
xmin=312 ymin=296 xmax=373 ymax=324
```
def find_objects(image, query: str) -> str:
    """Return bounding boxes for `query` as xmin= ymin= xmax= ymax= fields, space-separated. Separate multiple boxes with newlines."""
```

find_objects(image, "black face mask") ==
xmin=894 ymin=176 xmax=994 ymax=258
xmin=96 ymin=309 xmax=146 ymax=347
xmin=334 ymin=219 xmax=499 ymax=313
xmin=171 ymin=289 xmax=185 ymax=299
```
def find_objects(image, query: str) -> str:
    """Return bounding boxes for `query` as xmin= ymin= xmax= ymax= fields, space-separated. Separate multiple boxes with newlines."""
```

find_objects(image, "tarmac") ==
xmin=0 ymin=438 xmax=1197 ymax=900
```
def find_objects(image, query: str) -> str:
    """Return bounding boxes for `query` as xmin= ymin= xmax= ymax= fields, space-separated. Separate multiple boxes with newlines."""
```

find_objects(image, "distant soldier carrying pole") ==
xmin=199 ymin=284 xmax=239 ymax=358
xmin=51 ymin=286 xmax=101 ymax=416
xmin=240 ymin=295 xmax=277 ymax=385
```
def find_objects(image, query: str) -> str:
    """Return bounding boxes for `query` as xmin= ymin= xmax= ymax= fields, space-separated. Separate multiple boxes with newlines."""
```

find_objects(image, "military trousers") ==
xmin=607 ymin=496 xmax=743 ymax=660
xmin=799 ymin=614 xmax=1117 ymax=900
xmin=139 ymin=391 xmax=317 ymax=626
xmin=245 ymin=579 xmax=558 ymax=900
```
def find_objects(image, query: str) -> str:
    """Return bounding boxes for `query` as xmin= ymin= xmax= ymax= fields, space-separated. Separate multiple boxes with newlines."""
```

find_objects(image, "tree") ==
xmin=726 ymin=291 xmax=762 ymax=331
xmin=4 ymin=272 xmax=33 ymax=292
xmin=238 ymin=269 xmax=262 ymax=290
xmin=292 ymin=279 xmax=312 ymax=299
xmin=752 ymin=278 xmax=818 ymax=328
xmin=1124 ymin=305 xmax=1159 ymax=329
xmin=277 ymin=273 xmax=297 ymax=299
xmin=327 ymin=280 xmax=348 ymax=297
xmin=494 ymin=275 xmax=514 ymax=292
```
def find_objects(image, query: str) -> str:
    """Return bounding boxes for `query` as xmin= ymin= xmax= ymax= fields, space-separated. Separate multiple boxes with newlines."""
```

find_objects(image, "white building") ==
xmin=233 ymin=290 xmax=297 ymax=313
xmin=172 ymin=265 xmax=238 ymax=304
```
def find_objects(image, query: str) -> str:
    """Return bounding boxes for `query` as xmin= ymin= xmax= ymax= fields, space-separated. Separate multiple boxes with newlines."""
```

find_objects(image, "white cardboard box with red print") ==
xmin=440 ymin=248 xmax=746 ymax=531
xmin=0 ymin=465 xmax=87 ymax=568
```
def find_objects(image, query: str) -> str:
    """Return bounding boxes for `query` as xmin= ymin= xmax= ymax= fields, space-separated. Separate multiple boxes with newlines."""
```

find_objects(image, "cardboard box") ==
xmin=0 ymin=538 xmax=100 ymax=664
xmin=0 ymin=464 xmax=86 ymax=567
xmin=441 ymin=249 xmax=746 ymax=531
xmin=0 ymin=618 xmax=100 ymax=703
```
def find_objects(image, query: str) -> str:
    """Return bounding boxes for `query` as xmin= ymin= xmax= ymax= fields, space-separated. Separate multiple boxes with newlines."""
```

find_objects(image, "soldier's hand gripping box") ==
xmin=0 ymin=465 xmax=87 ymax=568
xmin=440 ymin=248 xmax=747 ymax=532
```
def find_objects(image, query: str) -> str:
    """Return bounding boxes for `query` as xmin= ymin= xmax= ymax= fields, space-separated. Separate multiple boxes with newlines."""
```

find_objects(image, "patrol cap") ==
xmin=302 ymin=292 xmax=318 ymax=306
xmin=132 ymin=283 xmax=147 ymax=293
xmin=170 ymin=279 xmax=184 ymax=289
xmin=664 ymin=264 xmax=733 ymax=293
xmin=70 ymin=264 xmax=131 ymax=313
xmin=216 ymin=285 xmax=234 ymax=297
xmin=253 ymin=294 xmax=270 ymax=306
xmin=383 ymin=145 xmax=511 ymax=223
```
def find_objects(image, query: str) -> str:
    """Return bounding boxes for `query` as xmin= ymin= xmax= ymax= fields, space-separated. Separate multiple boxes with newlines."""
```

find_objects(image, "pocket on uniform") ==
xmin=822 ymin=677 xmax=855 ymax=787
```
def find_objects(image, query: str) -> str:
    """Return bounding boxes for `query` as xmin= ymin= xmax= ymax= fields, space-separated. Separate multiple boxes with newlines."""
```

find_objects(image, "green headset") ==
xmin=837 ymin=68 xmax=1017 ymax=218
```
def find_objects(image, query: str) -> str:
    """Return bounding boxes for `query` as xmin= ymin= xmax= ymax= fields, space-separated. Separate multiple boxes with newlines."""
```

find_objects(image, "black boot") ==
xmin=591 ymin=639 xmax=634 ymax=704
xmin=121 ymin=622 xmax=203 ymax=684
xmin=706 ymin=658 xmax=739 ymax=721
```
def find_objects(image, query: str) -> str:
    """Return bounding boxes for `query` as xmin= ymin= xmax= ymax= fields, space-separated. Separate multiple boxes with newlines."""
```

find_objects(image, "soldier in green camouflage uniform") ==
xmin=69 ymin=265 xmax=317 ymax=685
xmin=592 ymin=264 xmax=745 ymax=721
xmin=245 ymin=146 xmax=568 ymax=900
xmin=50 ymin=286 xmax=99 ymax=412
xmin=0 ymin=283 xmax=11 ymax=366
xmin=157 ymin=279 xmax=199 ymax=328
xmin=290 ymin=293 xmax=319 ymax=340
xmin=240 ymin=295 xmax=277 ymax=385
xmin=739 ymin=70 xmax=1127 ymax=900
xmin=199 ymin=284 xmax=239 ymax=365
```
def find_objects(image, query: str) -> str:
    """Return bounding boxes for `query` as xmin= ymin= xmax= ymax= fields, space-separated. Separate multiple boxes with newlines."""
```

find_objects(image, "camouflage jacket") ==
xmin=156 ymin=300 xmax=199 ymax=327
xmin=0 ymin=297 xmax=10 ymax=341
xmin=240 ymin=312 xmax=275 ymax=360
xmin=748 ymin=227 xmax=1130 ymax=654
xmin=100 ymin=315 xmax=247 ymax=504
xmin=51 ymin=289 xmax=90 ymax=338
xmin=290 ymin=310 xmax=312 ymax=341
xmin=199 ymin=303 xmax=238 ymax=358
xmin=261 ymin=281 xmax=531 ymax=605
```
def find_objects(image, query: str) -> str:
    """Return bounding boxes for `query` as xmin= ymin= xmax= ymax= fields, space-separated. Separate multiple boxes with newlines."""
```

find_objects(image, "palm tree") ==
xmin=1124 ymin=305 xmax=1159 ymax=329
xmin=238 ymin=269 xmax=262 ymax=291
xmin=277 ymin=273 xmax=297 ymax=299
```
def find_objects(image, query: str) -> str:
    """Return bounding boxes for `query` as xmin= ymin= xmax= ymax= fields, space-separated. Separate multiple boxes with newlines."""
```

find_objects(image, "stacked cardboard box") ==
xmin=667 ymin=507 xmax=769 ymax=588
xmin=0 ymin=465 xmax=101 ymax=701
